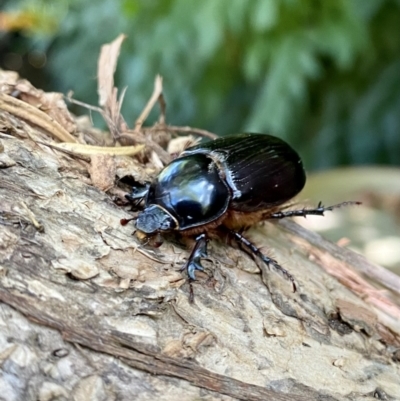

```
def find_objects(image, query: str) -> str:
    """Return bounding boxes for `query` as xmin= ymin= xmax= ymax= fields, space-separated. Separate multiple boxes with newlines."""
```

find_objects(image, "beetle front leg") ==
xmin=125 ymin=183 xmax=150 ymax=208
xmin=229 ymin=230 xmax=297 ymax=292
xmin=181 ymin=233 xmax=209 ymax=280
xmin=269 ymin=201 xmax=361 ymax=219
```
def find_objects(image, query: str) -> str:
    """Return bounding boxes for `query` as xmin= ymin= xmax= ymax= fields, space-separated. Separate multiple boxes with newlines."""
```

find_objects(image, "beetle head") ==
xmin=135 ymin=205 xmax=177 ymax=234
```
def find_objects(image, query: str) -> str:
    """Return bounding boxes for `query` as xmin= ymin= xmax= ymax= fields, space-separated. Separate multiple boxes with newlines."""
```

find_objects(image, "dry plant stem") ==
xmin=36 ymin=141 xmax=90 ymax=162
xmin=43 ymin=142 xmax=145 ymax=157
xmin=19 ymin=201 xmax=44 ymax=232
xmin=115 ymin=86 xmax=127 ymax=119
xmin=119 ymin=132 xmax=172 ymax=165
xmin=134 ymin=75 xmax=163 ymax=132
xmin=148 ymin=124 xmax=218 ymax=140
xmin=67 ymin=94 xmax=128 ymax=144
xmin=66 ymin=94 xmax=104 ymax=114
xmin=143 ymin=134 xmax=172 ymax=165
xmin=157 ymin=93 xmax=166 ymax=124
xmin=103 ymin=90 xmax=127 ymax=140
xmin=97 ymin=34 xmax=126 ymax=107
xmin=97 ymin=35 xmax=128 ymax=139
xmin=0 ymin=93 xmax=77 ymax=143
xmin=134 ymin=246 xmax=171 ymax=264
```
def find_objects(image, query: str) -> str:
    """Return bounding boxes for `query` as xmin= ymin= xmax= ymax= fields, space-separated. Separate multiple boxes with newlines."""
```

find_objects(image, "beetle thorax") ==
xmin=142 ymin=154 xmax=231 ymax=231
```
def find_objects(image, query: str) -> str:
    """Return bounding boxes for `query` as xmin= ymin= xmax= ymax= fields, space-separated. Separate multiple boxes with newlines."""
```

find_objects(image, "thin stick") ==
xmin=147 ymin=125 xmax=218 ymax=140
xmin=19 ymin=201 xmax=44 ymax=232
xmin=134 ymin=75 xmax=163 ymax=132
xmin=157 ymin=92 xmax=166 ymax=125
xmin=118 ymin=132 xmax=171 ymax=165
xmin=133 ymin=245 xmax=171 ymax=264
xmin=0 ymin=93 xmax=77 ymax=143
xmin=36 ymin=141 xmax=90 ymax=162
xmin=65 ymin=93 xmax=104 ymax=113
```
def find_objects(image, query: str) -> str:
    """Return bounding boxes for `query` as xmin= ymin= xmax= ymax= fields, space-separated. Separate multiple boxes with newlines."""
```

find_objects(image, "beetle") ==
xmin=127 ymin=133 xmax=356 ymax=291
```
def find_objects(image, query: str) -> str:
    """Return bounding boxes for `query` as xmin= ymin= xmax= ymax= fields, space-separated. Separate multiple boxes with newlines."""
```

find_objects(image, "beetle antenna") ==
xmin=120 ymin=216 xmax=137 ymax=226
xmin=268 ymin=201 xmax=361 ymax=219
xmin=228 ymin=230 xmax=297 ymax=292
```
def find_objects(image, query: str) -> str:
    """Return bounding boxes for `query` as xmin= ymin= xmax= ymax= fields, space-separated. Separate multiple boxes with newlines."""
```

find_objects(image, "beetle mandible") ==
xmin=127 ymin=133 xmax=355 ymax=291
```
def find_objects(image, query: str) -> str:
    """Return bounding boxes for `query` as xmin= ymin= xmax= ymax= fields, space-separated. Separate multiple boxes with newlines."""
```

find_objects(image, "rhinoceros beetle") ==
xmin=126 ymin=133 xmax=357 ymax=292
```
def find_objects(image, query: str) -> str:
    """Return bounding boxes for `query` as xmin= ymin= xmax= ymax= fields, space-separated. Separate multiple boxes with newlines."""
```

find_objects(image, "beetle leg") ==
xmin=125 ymin=183 xmax=150 ymax=207
xmin=229 ymin=230 xmax=297 ymax=292
xmin=269 ymin=201 xmax=361 ymax=219
xmin=181 ymin=233 xmax=209 ymax=280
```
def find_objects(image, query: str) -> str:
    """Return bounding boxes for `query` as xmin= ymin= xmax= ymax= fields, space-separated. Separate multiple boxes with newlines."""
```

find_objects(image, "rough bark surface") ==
xmin=1 ymin=111 xmax=400 ymax=401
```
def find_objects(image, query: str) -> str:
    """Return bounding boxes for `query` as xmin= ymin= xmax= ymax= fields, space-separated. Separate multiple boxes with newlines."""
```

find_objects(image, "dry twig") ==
xmin=134 ymin=75 xmax=164 ymax=132
xmin=148 ymin=124 xmax=218 ymax=140
xmin=0 ymin=93 xmax=77 ymax=143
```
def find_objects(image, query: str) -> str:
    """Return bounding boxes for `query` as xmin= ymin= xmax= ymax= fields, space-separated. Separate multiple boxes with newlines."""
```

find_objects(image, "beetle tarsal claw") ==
xmin=228 ymin=229 xmax=298 ymax=292
xmin=262 ymin=257 xmax=297 ymax=292
xmin=186 ymin=260 xmax=204 ymax=281
xmin=182 ymin=234 xmax=208 ymax=280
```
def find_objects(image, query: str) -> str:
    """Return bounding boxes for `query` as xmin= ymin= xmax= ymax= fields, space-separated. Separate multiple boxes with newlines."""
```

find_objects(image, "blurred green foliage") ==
xmin=1 ymin=0 xmax=400 ymax=170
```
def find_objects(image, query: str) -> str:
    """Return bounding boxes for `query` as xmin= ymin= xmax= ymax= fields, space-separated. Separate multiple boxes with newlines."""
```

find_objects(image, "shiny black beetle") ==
xmin=127 ymin=133 xmax=354 ymax=291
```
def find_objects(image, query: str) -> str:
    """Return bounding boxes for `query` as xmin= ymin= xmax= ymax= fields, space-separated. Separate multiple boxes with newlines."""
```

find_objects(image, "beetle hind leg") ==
xmin=269 ymin=201 xmax=361 ymax=219
xmin=229 ymin=230 xmax=297 ymax=292
xmin=181 ymin=233 xmax=209 ymax=280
